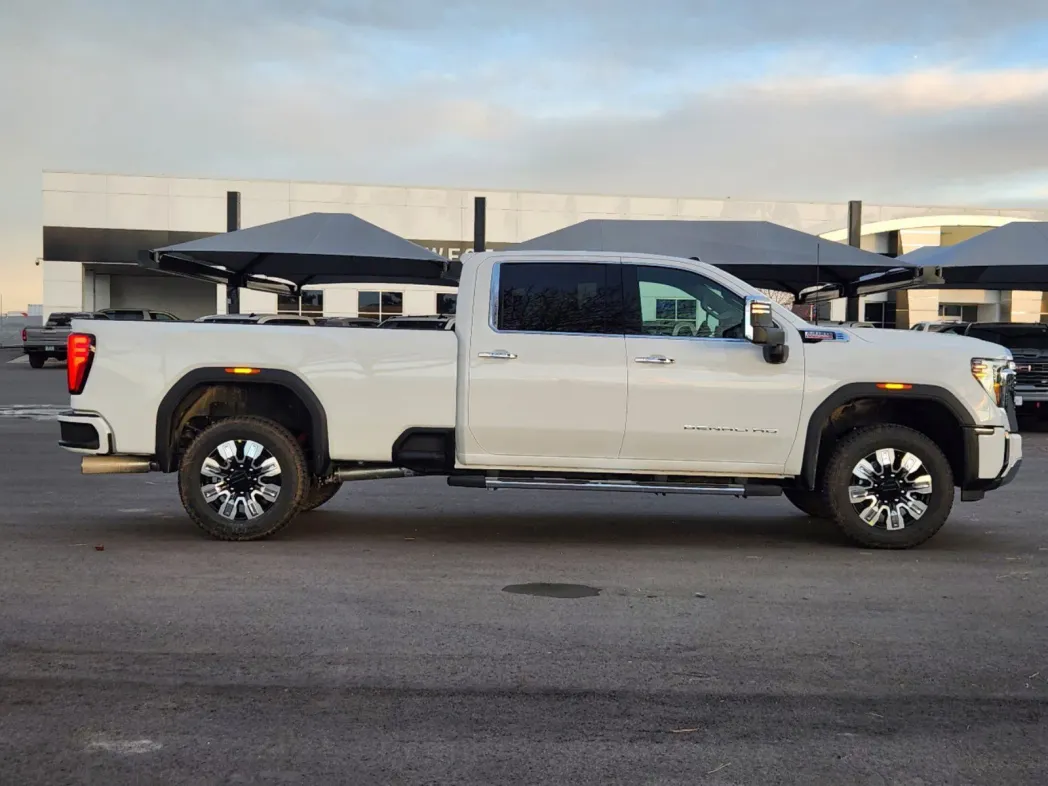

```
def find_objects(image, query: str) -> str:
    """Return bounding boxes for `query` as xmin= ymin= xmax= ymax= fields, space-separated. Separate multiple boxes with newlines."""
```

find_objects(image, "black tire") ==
xmin=177 ymin=417 xmax=309 ymax=541
xmin=822 ymin=425 xmax=954 ymax=549
xmin=28 ymin=353 xmax=46 ymax=369
xmin=300 ymin=481 xmax=343 ymax=512
xmin=783 ymin=487 xmax=832 ymax=519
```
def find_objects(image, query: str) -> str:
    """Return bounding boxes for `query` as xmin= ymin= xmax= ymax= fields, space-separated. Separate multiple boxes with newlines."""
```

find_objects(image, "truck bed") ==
xmin=71 ymin=319 xmax=458 ymax=461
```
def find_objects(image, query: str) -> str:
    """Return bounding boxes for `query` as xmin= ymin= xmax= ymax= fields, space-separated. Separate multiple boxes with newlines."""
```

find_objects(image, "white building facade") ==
xmin=40 ymin=171 xmax=1048 ymax=326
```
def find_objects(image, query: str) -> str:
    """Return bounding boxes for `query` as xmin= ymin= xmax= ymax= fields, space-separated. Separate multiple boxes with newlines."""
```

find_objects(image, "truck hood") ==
xmin=841 ymin=327 xmax=1011 ymax=359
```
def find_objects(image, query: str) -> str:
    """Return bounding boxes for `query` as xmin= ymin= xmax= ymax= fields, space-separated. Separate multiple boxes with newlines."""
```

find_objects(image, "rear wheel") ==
xmin=822 ymin=425 xmax=954 ymax=549
xmin=28 ymin=353 xmax=46 ymax=369
xmin=177 ymin=417 xmax=309 ymax=541
xmin=300 ymin=481 xmax=342 ymax=512
xmin=783 ymin=487 xmax=831 ymax=519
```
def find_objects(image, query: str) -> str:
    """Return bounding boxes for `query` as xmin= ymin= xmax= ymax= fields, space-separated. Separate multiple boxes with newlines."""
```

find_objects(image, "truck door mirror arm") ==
xmin=744 ymin=296 xmax=790 ymax=364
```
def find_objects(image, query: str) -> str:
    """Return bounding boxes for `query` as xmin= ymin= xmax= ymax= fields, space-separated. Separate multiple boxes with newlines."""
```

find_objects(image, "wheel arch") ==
xmin=801 ymin=383 xmax=975 ymax=491
xmin=155 ymin=368 xmax=330 ymax=475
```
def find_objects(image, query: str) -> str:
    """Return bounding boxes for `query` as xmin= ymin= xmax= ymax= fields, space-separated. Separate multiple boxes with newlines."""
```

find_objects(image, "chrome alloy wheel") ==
xmin=200 ymin=440 xmax=282 ymax=520
xmin=848 ymin=448 xmax=933 ymax=531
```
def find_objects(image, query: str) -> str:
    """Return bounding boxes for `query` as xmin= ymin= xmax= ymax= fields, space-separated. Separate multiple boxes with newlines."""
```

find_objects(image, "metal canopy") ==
xmin=898 ymin=222 xmax=1048 ymax=290
xmin=514 ymin=219 xmax=919 ymax=294
xmin=141 ymin=212 xmax=458 ymax=289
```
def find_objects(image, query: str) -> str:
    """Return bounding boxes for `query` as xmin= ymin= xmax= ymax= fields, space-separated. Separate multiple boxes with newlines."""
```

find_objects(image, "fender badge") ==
xmin=802 ymin=329 xmax=847 ymax=343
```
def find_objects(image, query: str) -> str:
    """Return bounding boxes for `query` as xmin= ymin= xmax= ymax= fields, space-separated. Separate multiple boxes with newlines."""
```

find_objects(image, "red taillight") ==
xmin=67 ymin=333 xmax=95 ymax=395
xmin=21 ymin=328 xmax=27 ymax=342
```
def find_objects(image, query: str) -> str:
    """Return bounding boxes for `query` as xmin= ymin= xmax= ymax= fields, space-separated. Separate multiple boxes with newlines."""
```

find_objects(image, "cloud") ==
xmin=1 ymin=0 xmax=1047 ymax=308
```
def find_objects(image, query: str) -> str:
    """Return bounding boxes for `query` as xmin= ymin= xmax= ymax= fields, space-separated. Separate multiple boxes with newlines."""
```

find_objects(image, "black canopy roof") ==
xmin=514 ymin=219 xmax=917 ymax=293
xmin=898 ymin=222 xmax=1048 ymax=290
xmin=142 ymin=212 xmax=458 ymax=289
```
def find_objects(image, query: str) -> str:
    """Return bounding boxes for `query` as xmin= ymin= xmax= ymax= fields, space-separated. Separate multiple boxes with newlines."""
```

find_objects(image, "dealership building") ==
xmin=40 ymin=171 xmax=1048 ymax=327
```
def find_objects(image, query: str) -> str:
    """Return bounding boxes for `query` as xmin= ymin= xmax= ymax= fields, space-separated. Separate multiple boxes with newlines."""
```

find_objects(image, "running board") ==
xmin=447 ymin=476 xmax=781 ymax=497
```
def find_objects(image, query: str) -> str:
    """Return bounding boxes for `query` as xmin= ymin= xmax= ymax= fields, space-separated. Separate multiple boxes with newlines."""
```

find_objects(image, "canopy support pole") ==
xmin=225 ymin=191 xmax=241 ymax=314
xmin=845 ymin=200 xmax=862 ymax=321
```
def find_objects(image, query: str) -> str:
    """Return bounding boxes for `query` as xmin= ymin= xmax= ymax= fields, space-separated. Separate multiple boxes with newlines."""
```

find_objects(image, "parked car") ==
xmin=314 ymin=317 xmax=380 ymax=328
xmin=59 ymin=250 xmax=1021 ymax=549
xmin=911 ymin=321 xmax=970 ymax=334
xmin=99 ymin=309 xmax=180 ymax=321
xmin=958 ymin=323 xmax=1048 ymax=411
xmin=22 ymin=312 xmax=109 ymax=368
xmin=813 ymin=320 xmax=876 ymax=329
xmin=195 ymin=314 xmax=315 ymax=326
xmin=379 ymin=316 xmax=455 ymax=330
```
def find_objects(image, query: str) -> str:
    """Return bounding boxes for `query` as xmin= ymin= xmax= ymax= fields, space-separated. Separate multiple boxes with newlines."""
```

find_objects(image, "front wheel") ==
xmin=822 ymin=425 xmax=954 ymax=549
xmin=177 ymin=417 xmax=309 ymax=541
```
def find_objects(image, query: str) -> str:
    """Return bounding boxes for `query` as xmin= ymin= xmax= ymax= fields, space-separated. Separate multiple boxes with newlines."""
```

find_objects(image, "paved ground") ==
xmin=1 ymin=347 xmax=1046 ymax=785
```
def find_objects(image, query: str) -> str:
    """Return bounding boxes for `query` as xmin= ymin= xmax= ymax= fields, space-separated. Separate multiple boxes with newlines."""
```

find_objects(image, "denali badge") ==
xmin=801 ymin=329 xmax=848 ymax=343
xmin=684 ymin=425 xmax=779 ymax=434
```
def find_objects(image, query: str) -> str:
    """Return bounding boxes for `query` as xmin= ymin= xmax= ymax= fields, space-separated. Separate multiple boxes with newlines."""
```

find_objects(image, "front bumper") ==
xmin=57 ymin=411 xmax=114 ymax=455
xmin=962 ymin=428 xmax=1022 ymax=500
xmin=1014 ymin=385 xmax=1048 ymax=405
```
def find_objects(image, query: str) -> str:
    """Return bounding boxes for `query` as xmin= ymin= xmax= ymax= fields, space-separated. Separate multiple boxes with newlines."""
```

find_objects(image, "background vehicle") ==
xmin=960 ymin=323 xmax=1048 ymax=410
xmin=99 ymin=308 xmax=181 ymax=321
xmin=379 ymin=316 xmax=455 ymax=330
xmin=813 ymin=320 xmax=876 ymax=329
xmin=911 ymin=321 xmax=970 ymax=334
xmin=22 ymin=312 xmax=109 ymax=368
xmin=59 ymin=251 xmax=1021 ymax=549
xmin=195 ymin=314 xmax=315 ymax=326
xmin=314 ymin=316 xmax=380 ymax=328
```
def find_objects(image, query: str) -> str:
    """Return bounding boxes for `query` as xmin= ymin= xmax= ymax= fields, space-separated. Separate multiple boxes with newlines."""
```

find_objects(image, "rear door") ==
xmin=464 ymin=259 xmax=628 ymax=463
xmin=618 ymin=262 xmax=805 ymax=473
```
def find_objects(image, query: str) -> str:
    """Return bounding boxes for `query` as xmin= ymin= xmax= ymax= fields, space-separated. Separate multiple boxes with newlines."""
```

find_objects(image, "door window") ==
xmin=495 ymin=262 xmax=622 ymax=335
xmin=625 ymin=265 xmax=745 ymax=338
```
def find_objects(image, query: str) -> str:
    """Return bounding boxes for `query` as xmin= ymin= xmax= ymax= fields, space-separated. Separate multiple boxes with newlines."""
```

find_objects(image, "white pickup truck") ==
xmin=58 ymin=250 xmax=1022 ymax=548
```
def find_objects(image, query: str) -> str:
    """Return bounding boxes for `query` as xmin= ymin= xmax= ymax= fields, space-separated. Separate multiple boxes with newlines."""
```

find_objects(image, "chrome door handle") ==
xmin=478 ymin=350 xmax=518 ymax=360
xmin=634 ymin=355 xmax=675 ymax=364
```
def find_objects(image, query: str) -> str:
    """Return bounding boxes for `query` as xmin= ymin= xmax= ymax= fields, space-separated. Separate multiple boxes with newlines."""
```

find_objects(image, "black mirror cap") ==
xmin=758 ymin=325 xmax=789 ymax=363
xmin=763 ymin=342 xmax=790 ymax=364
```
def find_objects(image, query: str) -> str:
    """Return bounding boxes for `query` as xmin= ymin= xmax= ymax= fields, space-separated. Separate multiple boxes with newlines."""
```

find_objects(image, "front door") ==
xmin=465 ymin=259 xmax=628 ymax=463
xmin=618 ymin=263 xmax=805 ymax=474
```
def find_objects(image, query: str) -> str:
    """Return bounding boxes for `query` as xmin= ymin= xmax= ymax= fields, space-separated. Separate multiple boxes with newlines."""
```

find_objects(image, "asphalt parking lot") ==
xmin=1 ymin=348 xmax=1046 ymax=785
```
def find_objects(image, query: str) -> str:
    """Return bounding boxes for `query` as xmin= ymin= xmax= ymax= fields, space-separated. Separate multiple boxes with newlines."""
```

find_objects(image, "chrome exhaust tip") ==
xmin=81 ymin=456 xmax=156 ymax=475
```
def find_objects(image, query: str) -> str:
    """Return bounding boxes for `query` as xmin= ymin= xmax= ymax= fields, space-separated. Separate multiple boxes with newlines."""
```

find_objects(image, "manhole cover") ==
xmin=502 ymin=583 xmax=601 ymax=599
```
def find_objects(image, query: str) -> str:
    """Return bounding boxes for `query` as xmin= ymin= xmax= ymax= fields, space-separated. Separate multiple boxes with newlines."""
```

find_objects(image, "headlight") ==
xmin=971 ymin=357 xmax=1014 ymax=407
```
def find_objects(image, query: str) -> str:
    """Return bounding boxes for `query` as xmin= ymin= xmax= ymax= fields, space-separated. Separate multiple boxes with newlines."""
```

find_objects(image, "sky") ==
xmin=2 ymin=0 xmax=1048 ymax=309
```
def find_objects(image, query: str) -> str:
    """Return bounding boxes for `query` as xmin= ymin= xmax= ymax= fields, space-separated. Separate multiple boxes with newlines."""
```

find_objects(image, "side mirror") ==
xmin=744 ymin=296 xmax=789 ymax=364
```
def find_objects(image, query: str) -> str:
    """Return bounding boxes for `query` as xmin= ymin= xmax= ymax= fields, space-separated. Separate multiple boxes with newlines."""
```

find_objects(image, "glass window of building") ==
xmin=358 ymin=291 xmax=404 ymax=321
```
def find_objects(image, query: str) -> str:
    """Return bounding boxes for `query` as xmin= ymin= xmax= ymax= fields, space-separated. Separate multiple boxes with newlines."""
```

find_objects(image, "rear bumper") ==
xmin=23 ymin=346 xmax=66 ymax=355
xmin=57 ymin=411 xmax=113 ymax=455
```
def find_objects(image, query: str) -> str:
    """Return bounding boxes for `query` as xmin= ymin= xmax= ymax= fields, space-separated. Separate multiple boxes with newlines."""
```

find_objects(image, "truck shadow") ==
xmin=283 ymin=510 xmax=851 ymax=548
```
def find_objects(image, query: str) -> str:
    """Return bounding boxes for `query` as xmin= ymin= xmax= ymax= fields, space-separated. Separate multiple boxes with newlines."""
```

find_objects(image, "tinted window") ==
xmin=625 ymin=265 xmax=745 ymax=338
xmin=106 ymin=310 xmax=145 ymax=321
xmin=150 ymin=312 xmax=178 ymax=321
xmin=437 ymin=293 xmax=457 ymax=316
xmin=358 ymin=291 xmax=403 ymax=321
xmin=496 ymin=262 xmax=621 ymax=334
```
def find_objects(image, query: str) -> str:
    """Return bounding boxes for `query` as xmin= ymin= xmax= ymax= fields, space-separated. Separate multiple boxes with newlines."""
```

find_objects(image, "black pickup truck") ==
xmin=962 ymin=323 xmax=1048 ymax=411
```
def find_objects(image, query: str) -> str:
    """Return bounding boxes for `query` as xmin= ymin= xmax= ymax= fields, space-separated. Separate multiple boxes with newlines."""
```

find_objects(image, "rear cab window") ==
xmin=495 ymin=262 xmax=623 ymax=334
